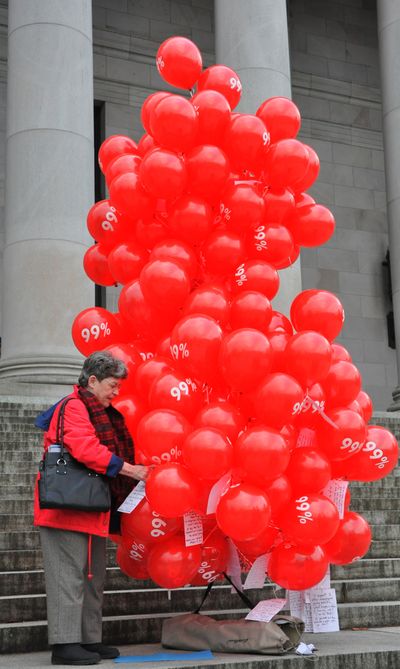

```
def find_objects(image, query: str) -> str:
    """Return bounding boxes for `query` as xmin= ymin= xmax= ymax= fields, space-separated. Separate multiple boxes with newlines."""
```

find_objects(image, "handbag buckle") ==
xmin=56 ymin=457 xmax=67 ymax=475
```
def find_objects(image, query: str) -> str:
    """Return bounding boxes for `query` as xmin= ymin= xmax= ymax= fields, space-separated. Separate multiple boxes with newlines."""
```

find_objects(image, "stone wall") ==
xmin=288 ymin=0 xmax=397 ymax=410
xmin=0 ymin=0 xmax=7 ymax=339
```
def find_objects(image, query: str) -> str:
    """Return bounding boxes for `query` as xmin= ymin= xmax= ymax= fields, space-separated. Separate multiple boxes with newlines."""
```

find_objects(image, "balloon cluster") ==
xmin=72 ymin=37 xmax=399 ymax=592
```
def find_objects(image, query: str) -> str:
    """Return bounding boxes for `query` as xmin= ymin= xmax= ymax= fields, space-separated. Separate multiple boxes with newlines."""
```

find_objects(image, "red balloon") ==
xmin=234 ymin=426 xmax=291 ymax=484
xmin=98 ymin=135 xmax=138 ymax=174
xmin=109 ymin=171 xmax=153 ymax=218
xmin=264 ymin=475 xmax=292 ymax=520
xmin=280 ymin=493 xmax=340 ymax=547
xmin=105 ymin=154 xmax=142 ymax=188
xmin=285 ymin=331 xmax=332 ymax=387
xmin=197 ymin=65 xmax=242 ymax=110
xmin=223 ymin=114 xmax=269 ymax=174
xmin=219 ymin=182 xmax=265 ymax=233
xmin=331 ymin=343 xmax=352 ymax=363
xmin=290 ymin=204 xmax=335 ymax=247
xmin=323 ymin=361 xmax=362 ymax=409
xmin=156 ymin=37 xmax=202 ymax=89
xmin=112 ymin=394 xmax=146 ymax=441
xmin=71 ymin=307 xmax=120 ymax=356
xmin=135 ymin=356 xmax=173 ymax=398
xmin=290 ymin=290 xmax=345 ymax=341
xmin=292 ymin=144 xmax=320 ymax=194
xmin=121 ymin=498 xmax=181 ymax=545
xmin=136 ymin=409 xmax=191 ymax=465
xmin=256 ymin=97 xmax=301 ymax=144
xmin=344 ymin=425 xmax=398 ymax=482
xmin=83 ymin=244 xmax=115 ymax=287
xmin=203 ymin=230 xmax=246 ymax=276
xmin=230 ymin=260 xmax=280 ymax=300
xmin=268 ymin=544 xmax=328 ymax=591
xmin=135 ymin=215 xmax=168 ymax=249
xmin=317 ymin=408 xmax=367 ymax=462
xmin=108 ymin=241 xmax=149 ymax=285
xmin=118 ymin=279 xmax=172 ymax=341
xmin=324 ymin=512 xmax=372 ymax=565
xmin=150 ymin=239 xmax=198 ymax=280
xmin=246 ymin=223 xmax=295 ymax=268
xmin=255 ymin=373 xmax=304 ymax=429
xmin=146 ymin=463 xmax=200 ymax=517
xmin=273 ymin=242 xmax=300 ymax=270
xmin=269 ymin=332 xmax=290 ymax=373
xmin=216 ymin=482 xmax=271 ymax=542
xmin=194 ymin=402 xmax=245 ymax=444
xmin=105 ymin=343 xmax=143 ymax=394
xmin=116 ymin=545 xmax=148 ymax=580
xmin=170 ymin=314 xmax=223 ymax=384
xmin=150 ymin=94 xmax=198 ymax=153
xmin=186 ymin=145 xmax=230 ymax=202
xmin=355 ymin=390 xmax=373 ymax=423
xmin=182 ymin=427 xmax=233 ymax=480
xmin=230 ymin=291 xmax=272 ymax=332
xmin=285 ymin=447 xmax=331 ymax=494
xmin=167 ymin=195 xmax=213 ymax=245
xmin=140 ymin=259 xmax=191 ymax=311
xmin=139 ymin=148 xmax=187 ymax=201
xmin=293 ymin=383 xmax=326 ymax=430
xmin=264 ymin=187 xmax=295 ymax=224
xmin=147 ymin=534 xmax=201 ymax=588
xmin=141 ymin=92 xmax=171 ymax=134
xmin=268 ymin=311 xmax=293 ymax=335
xmin=219 ymin=329 xmax=272 ymax=392
xmin=191 ymin=90 xmax=231 ymax=145
xmin=265 ymin=139 xmax=310 ymax=191
xmin=184 ymin=284 xmax=230 ymax=326
xmin=149 ymin=371 xmax=202 ymax=420
xmin=137 ymin=133 xmax=158 ymax=157
xmin=191 ymin=530 xmax=229 ymax=585
xmin=86 ymin=200 xmax=122 ymax=247
xmin=234 ymin=525 xmax=280 ymax=560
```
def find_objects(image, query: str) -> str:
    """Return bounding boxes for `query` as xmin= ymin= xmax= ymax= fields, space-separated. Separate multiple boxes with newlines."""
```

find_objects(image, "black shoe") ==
xmin=81 ymin=643 xmax=120 ymax=659
xmin=51 ymin=643 xmax=100 ymax=665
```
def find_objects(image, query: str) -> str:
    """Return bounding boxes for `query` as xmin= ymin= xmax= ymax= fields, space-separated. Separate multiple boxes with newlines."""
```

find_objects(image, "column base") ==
xmin=387 ymin=385 xmax=400 ymax=411
xmin=0 ymin=355 xmax=82 ymax=400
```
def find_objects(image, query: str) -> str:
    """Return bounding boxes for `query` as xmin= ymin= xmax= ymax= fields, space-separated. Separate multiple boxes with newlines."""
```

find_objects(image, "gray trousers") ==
xmin=39 ymin=527 xmax=107 ymax=645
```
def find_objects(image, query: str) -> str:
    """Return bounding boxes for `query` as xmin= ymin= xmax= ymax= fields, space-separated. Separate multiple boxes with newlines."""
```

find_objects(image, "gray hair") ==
xmin=78 ymin=350 xmax=128 ymax=387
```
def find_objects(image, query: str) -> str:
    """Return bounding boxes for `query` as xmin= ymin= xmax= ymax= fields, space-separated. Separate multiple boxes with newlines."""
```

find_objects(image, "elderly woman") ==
xmin=34 ymin=351 xmax=151 ymax=666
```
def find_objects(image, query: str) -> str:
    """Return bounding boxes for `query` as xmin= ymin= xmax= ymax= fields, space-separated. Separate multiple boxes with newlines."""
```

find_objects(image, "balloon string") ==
xmin=304 ymin=393 xmax=338 ymax=429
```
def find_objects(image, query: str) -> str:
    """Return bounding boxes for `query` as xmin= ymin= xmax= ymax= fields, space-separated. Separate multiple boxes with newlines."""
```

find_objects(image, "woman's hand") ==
xmin=120 ymin=462 xmax=153 ymax=481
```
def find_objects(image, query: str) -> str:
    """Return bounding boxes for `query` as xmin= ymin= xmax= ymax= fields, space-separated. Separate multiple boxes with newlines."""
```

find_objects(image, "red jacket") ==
xmin=34 ymin=387 xmax=124 ymax=537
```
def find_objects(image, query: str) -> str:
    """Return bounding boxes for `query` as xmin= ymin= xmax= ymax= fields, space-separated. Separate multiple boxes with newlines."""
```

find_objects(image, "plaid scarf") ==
xmin=78 ymin=386 xmax=135 ymax=507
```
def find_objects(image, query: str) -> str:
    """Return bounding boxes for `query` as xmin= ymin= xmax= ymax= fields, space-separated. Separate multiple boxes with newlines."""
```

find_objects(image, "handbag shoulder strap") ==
xmin=193 ymin=571 xmax=254 ymax=614
xmin=55 ymin=397 xmax=76 ymax=457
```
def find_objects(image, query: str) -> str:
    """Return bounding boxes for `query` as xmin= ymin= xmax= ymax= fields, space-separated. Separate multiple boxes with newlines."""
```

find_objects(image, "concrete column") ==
xmin=214 ymin=0 xmax=301 ymax=315
xmin=0 ymin=0 xmax=94 ymax=388
xmin=377 ymin=0 xmax=400 ymax=409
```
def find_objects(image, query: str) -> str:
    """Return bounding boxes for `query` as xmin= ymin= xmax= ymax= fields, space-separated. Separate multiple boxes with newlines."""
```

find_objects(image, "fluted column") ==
xmin=214 ymin=0 xmax=301 ymax=314
xmin=0 ymin=0 xmax=94 ymax=386
xmin=377 ymin=0 xmax=400 ymax=409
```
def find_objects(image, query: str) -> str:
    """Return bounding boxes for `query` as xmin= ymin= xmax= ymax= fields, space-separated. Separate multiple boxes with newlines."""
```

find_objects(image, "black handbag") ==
xmin=38 ymin=398 xmax=111 ymax=512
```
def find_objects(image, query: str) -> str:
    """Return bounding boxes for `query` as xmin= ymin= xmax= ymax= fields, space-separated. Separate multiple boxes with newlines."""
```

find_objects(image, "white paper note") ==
xmin=243 ymin=554 xmax=268 ymax=590
xmin=309 ymin=588 xmax=340 ymax=633
xmin=288 ymin=590 xmax=305 ymax=620
xmin=183 ymin=511 xmax=204 ymax=547
xmin=245 ymin=598 xmax=287 ymax=622
xmin=226 ymin=538 xmax=243 ymax=593
xmin=296 ymin=428 xmax=316 ymax=448
xmin=303 ymin=602 xmax=314 ymax=632
xmin=117 ymin=481 xmax=146 ymax=513
xmin=304 ymin=568 xmax=331 ymax=603
xmin=323 ymin=479 xmax=349 ymax=519
xmin=206 ymin=472 xmax=232 ymax=515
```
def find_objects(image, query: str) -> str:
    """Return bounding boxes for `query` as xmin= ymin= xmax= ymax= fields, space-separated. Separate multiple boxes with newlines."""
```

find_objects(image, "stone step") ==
xmin=351 ymin=498 xmax=400 ymax=510
xmin=2 ymin=602 xmax=400 ymax=654
xmin=0 ymin=546 xmax=119 ymax=571
xmin=0 ymin=486 xmax=36 ymax=500
xmin=333 ymin=558 xmax=400 ymax=580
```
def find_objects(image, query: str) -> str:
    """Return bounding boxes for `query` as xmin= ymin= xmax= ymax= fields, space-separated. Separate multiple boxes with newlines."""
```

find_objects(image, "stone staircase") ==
xmin=0 ymin=400 xmax=399 ymax=654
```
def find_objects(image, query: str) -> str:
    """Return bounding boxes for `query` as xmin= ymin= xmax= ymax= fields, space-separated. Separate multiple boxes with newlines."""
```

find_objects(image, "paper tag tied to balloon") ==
xmin=184 ymin=510 xmax=204 ymax=546
xmin=118 ymin=481 xmax=146 ymax=514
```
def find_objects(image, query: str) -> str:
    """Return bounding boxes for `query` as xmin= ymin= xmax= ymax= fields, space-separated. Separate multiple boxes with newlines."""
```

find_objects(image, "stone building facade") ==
xmin=0 ymin=0 xmax=398 ymax=411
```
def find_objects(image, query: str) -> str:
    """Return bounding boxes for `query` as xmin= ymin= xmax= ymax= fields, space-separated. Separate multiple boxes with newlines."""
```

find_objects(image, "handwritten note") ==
xmin=243 ymin=554 xmax=267 ymax=590
xmin=226 ymin=538 xmax=243 ymax=593
xmin=309 ymin=588 xmax=339 ymax=633
xmin=288 ymin=590 xmax=304 ymax=620
xmin=117 ymin=481 xmax=146 ymax=513
xmin=323 ymin=479 xmax=349 ymax=519
xmin=245 ymin=598 xmax=287 ymax=622
xmin=184 ymin=511 xmax=203 ymax=547
xmin=296 ymin=428 xmax=316 ymax=448
xmin=206 ymin=472 xmax=232 ymax=515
